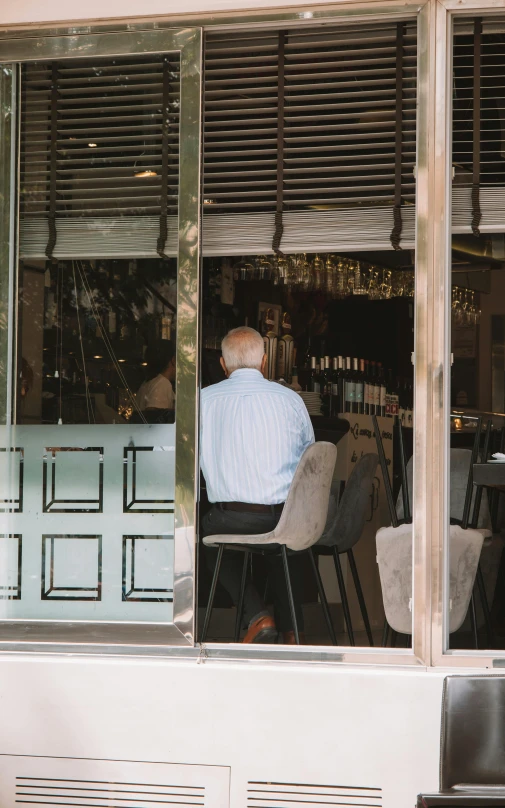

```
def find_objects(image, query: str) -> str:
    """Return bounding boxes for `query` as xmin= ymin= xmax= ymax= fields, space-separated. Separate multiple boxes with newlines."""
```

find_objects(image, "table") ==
xmin=473 ymin=463 xmax=505 ymax=491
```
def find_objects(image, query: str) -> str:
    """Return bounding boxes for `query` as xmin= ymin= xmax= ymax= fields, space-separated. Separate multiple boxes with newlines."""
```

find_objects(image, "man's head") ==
xmin=145 ymin=340 xmax=176 ymax=382
xmin=220 ymin=327 xmax=266 ymax=377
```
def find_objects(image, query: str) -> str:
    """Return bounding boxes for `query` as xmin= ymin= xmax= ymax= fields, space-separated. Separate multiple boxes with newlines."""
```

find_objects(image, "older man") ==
xmin=200 ymin=326 xmax=314 ymax=643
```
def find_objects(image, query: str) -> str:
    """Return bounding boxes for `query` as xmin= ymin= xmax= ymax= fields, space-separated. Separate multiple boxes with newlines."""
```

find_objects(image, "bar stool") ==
xmin=314 ymin=453 xmax=379 ymax=647
xmin=200 ymin=441 xmax=338 ymax=645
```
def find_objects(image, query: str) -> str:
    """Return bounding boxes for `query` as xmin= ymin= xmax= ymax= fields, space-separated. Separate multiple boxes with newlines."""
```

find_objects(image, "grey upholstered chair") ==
xmin=376 ymin=522 xmax=484 ymax=636
xmin=201 ymin=441 xmax=338 ymax=645
xmin=394 ymin=448 xmax=493 ymax=646
xmin=315 ymin=453 xmax=379 ymax=646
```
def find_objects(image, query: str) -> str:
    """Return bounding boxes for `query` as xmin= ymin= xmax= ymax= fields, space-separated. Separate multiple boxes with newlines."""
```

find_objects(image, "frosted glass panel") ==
xmin=0 ymin=424 xmax=175 ymax=622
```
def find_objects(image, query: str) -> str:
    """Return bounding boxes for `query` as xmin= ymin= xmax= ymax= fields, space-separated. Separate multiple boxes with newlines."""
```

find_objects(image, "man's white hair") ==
xmin=221 ymin=326 xmax=265 ymax=372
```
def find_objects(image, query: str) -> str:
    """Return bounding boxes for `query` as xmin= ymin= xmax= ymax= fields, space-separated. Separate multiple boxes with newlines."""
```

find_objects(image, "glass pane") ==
xmin=448 ymin=18 xmax=505 ymax=651
xmin=0 ymin=53 xmax=182 ymax=624
xmin=198 ymin=23 xmax=417 ymax=648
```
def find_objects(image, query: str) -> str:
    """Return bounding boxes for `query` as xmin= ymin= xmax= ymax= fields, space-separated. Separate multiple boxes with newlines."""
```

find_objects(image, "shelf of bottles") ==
xmin=257 ymin=308 xmax=413 ymax=428
xmin=302 ymin=355 xmax=413 ymax=427
xmin=232 ymin=254 xmax=415 ymax=300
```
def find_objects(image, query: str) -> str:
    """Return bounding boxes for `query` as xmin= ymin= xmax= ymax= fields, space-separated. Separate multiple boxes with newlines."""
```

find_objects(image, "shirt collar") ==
xmin=229 ymin=368 xmax=264 ymax=379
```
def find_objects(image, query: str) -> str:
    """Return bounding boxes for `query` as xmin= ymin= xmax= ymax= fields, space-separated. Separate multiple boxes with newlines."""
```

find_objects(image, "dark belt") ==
xmin=218 ymin=501 xmax=284 ymax=514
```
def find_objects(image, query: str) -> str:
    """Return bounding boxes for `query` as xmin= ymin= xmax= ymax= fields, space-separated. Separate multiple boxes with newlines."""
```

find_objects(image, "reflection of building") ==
xmin=0 ymin=2 xmax=504 ymax=806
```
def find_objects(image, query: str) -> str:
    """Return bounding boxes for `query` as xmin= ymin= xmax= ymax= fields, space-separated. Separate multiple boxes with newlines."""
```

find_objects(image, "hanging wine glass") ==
xmin=452 ymin=286 xmax=463 ymax=326
xmin=325 ymin=254 xmax=337 ymax=298
xmin=232 ymin=257 xmax=255 ymax=282
xmin=347 ymin=260 xmax=356 ymax=295
xmin=312 ymin=254 xmax=323 ymax=291
xmin=255 ymin=254 xmax=273 ymax=282
xmin=335 ymin=258 xmax=348 ymax=299
xmin=353 ymin=260 xmax=367 ymax=295
xmin=367 ymin=267 xmax=380 ymax=300
xmin=379 ymin=269 xmax=393 ymax=299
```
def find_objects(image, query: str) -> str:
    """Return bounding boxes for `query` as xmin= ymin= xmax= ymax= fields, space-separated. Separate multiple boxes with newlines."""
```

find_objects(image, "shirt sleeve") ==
xmin=148 ymin=377 xmax=175 ymax=409
xmin=300 ymin=402 xmax=315 ymax=449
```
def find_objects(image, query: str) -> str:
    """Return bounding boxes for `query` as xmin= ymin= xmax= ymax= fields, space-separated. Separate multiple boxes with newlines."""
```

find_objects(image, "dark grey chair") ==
xmin=315 ymin=452 xmax=379 ymax=647
xmin=417 ymin=675 xmax=505 ymax=806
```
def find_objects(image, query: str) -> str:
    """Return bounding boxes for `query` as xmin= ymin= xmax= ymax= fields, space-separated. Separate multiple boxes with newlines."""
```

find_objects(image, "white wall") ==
xmin=0 ymin=0 xmax=341 ymax=28
xmin=0 ymin=655 xmax=445 ymax=808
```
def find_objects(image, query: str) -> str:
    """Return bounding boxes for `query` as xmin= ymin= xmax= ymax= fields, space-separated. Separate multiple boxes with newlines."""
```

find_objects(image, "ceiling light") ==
xmin=88 ymin=142 xmax=97 ymax=148
xmin=93 ymin=355 xmax=103 ymax=359
xmin=118 ymin=359 xmax=126 ymax=363
xmin=141 ymin=362 xmax=148 ymax=366
xmin=134 ymin=170 xmax=157 ymax=178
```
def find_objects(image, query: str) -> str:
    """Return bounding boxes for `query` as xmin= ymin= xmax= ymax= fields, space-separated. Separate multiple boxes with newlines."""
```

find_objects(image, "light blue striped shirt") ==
xmin=200 ymin=368 xmax=315 ymax=505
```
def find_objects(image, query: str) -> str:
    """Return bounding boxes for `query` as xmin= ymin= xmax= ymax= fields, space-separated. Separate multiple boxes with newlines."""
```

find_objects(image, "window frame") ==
xmin=0 ymin=0 xmax=436 ymax=665
xmin=430 ymin=0 xmax=505 ymax=669
xmin=0 ymin=26 xmax=203 ymax=649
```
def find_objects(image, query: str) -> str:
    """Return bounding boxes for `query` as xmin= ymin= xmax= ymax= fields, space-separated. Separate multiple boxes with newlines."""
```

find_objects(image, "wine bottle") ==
xmin=344 ymin=356 xmax=355 ymax=413
xmin=357 ymin=358 xmax=366 ymax=415
xmin=352 ymin=358 xmax=362 ymax=414
xmin=330 ymin=357 xmax=340 ymax=417
xmin=364 ymin=360 xmax=371 ymax=416
xmin=310 ymin=357 xmax=320 ymax=393
xmin=378 ymin=362 xmax=387 ymax=417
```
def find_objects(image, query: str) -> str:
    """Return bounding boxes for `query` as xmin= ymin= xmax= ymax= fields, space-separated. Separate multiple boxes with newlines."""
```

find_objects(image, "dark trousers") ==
xmin=201 ymin=505 xmax=304 ymax=633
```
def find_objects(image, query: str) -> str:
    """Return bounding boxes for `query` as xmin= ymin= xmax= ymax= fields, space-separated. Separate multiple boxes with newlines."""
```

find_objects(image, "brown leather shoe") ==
xmin=242 ymin=615 xmax=278 ymax=644
xmin=282 ymin=630 xmax=306 ymax=645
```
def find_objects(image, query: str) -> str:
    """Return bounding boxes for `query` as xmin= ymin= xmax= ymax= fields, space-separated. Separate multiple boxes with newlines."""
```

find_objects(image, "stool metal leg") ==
xmin=332 ymin=546 xmax=355 ymax=646
xmin=234 ymin=550 xmax=249 ymax=642
xmin=281 ymin=545 xmax=299 ymax=644
xmin=347 ymin=548 xmax=374 ymax=646
xmin=307 ymin=548 xmax=337 ymax=646
xmin=476 ymin=563 xmax=494 ymax=648
xmin=470 ymin=593 xmax=478 ymax=649
xmin=382 ymin=619 xmax=390 ymax=648
xmin=391 ymin=629 xmax=398 ymax=647
xmin=201 ymin=544 xmax=224 ymax=643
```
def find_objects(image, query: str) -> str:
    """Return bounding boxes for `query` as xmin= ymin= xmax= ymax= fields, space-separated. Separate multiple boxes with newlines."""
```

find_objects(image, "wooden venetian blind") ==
xmin=452 ymin=18 xmax=505 ymax=233
xmin=19 ymin=22 xmax=417 ymax=259
xmin=20 ymin=54 xmax=180 ymax=259
xmin=203 ymin=21 xmax=417 ymax=255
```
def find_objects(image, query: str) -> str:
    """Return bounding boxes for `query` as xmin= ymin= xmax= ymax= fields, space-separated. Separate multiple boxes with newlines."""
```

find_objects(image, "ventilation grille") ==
xmin=204 ymin=23 xmax=417 ymax=212
xmin=20 ymin=55 xmax=180 ymax=219
xmin=247 ymin=781 xmax=382 ymax=808
xmin=15 ymin=777 xmax=205 ymax=806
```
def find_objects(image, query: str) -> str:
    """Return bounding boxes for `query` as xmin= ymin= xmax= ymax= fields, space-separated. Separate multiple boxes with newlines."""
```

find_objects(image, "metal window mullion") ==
xmin=0 ymin=63 xmax=17 ymax=427
xmin=429 ymin=1 xmax=453 ymax=667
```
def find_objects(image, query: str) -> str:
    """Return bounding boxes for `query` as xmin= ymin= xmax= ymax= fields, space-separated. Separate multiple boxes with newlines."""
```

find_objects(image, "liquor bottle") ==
xmin=277 ymin=312 xmax=295 ymax=382
xmin=261 ymin=307 xmax=278 ymax=380
xmin=352 ymin=358 xmax=362 ymax=414
xmin=378 ymin=362 xmax=387 ymax=417
xmin=310 ymin=357 xmax=320 ymax=393
xmin=321 ymin=356 xmax=332 ymax=416
xmin=370 ymin=361 xmax=380 ymax=417
xmin=344 ymin=356 xmax=355 ymax=413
